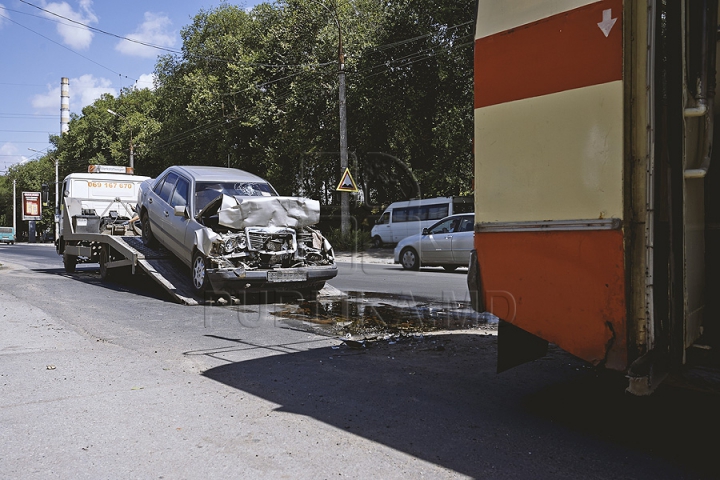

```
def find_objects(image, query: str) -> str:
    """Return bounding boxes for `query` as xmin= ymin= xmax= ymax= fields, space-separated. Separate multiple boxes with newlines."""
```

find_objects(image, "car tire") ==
xmin=192 ymin=250 xmax=210 ymax=294
xmin=372 ymin=236 xmax=383 ymax=248
xmin=299 ymin=281 xmax=325 ymax=300
xmin=99 ymin=246 xmax=111 ymax=280
xmin=400 ymin=247 xmax=420 ymax=271
xmin=141 ymin=212 xmax=158 ymax=248
xmin=443 ymin=265 xmax=458 ymax=272
xmin=63 ymin=252 xmax=77 ymax=273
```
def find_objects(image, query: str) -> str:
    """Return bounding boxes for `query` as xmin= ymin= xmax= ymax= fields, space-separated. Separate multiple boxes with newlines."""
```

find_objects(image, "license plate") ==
xmin=268 ymin=271 xmax=307 ymax=282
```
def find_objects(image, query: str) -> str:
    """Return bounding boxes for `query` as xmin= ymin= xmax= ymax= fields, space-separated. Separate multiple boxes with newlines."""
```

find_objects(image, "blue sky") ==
xmin=0 ymin=0 xmax=264 ymax=172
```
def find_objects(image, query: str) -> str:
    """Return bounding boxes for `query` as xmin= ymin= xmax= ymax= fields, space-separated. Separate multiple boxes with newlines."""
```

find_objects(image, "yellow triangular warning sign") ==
xmin=336 ymin=168 xmax=358 ymax=192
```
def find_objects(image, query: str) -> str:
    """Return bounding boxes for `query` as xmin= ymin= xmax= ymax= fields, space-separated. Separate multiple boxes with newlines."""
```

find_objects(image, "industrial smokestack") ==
xmin=60 ymin=77 xmax=69 ymax=134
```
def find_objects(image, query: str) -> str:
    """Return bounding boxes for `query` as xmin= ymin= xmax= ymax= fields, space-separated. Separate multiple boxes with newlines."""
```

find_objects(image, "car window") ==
xmin=153 ymin=176 xmax=166 ymax=195
xmin=157 ymin=173 xmax=178 ymax=203
xmin=428 ymin=218 xmax=455 ymax=234
xmin=377 ymin=212 xmax=390 ymax=225
xmin=170 ymin=176 xmax=189 ymax=208
xmin=459 ymin=216 xmax=474 ymax=232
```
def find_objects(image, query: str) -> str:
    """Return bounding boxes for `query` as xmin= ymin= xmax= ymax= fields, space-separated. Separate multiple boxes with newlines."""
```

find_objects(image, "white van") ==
xmin=370 ymin=196 xmax=473 ymax=247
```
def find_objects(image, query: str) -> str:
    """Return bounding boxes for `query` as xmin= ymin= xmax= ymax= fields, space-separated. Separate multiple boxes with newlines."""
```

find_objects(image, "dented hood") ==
xmin=216 ymin=195 xmax=320 ymax=229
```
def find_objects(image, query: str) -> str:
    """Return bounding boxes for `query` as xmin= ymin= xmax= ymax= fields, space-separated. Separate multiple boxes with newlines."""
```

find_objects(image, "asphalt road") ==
xmin=1 ymin=243 xmax=718 ymax=479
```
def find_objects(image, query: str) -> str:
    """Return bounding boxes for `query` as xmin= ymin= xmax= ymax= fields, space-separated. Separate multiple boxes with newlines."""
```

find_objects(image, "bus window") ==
xmin=393 ymin=208 xmax=409 ymax=223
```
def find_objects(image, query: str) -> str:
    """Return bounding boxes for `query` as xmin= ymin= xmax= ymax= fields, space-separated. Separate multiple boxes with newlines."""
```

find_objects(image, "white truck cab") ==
xmin=59 ymin=165 xmax=150 ymax=238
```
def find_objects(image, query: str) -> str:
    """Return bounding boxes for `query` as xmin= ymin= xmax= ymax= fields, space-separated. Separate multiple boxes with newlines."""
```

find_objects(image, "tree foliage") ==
xmin=1 ymin=0 xmax=475 ymax=232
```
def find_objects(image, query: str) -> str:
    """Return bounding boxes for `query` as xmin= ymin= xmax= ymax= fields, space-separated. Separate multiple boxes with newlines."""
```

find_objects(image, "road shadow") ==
xmin=201 ymin=334 xmax=709 ymax=478
xmin=521 ymin=369 xmax=720 ymax=478
xmin=31 ymin=266 xmax=171 ymax=302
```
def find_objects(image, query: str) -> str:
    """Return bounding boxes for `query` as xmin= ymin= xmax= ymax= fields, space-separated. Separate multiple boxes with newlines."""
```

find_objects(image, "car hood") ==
xmin=211 ymin=195 xmax=320 ymax=230
xmin=194 ymin=195 xmax=322 ymax=256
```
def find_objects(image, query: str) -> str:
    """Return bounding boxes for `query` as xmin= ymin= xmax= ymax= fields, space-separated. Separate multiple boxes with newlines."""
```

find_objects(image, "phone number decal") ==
xmin=87 ymin=182 xmax=133 ymax=189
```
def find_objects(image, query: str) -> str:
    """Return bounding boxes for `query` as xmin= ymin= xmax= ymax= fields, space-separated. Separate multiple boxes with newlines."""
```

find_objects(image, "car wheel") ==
xmin=99 ymin=246 xmax=111 ymax=280
xmin=400 ymin=247 xmax=420 ymax=271
xmin=192 ymin=250 xmax=210 ymax=294
xmin=372 ymin=236 xmax=383 ymax=248
xmin=63 ymin=252 xmax=77 ymax=273
xmin=442 ymin=265 xmax=458 ymax=272
xmin=299 ymin=281 xmax=325 ymax=300
xmin=141 ymin=213 xmax=158 ymax=248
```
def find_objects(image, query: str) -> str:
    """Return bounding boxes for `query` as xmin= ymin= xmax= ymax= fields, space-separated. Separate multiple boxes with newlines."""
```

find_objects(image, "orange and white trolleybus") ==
xmin=468 ymin=0 xmax=720 ymax=394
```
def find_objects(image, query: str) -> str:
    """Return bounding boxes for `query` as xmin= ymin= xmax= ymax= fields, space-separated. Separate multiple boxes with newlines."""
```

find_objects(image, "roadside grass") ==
xmin=324 ymin=227 xmax=372 ymax=252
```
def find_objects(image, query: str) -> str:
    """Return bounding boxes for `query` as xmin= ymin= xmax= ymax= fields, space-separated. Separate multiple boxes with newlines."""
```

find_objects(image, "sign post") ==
xmin=22 ymin=191 xmax=42 ymax=243
xmin=336 ymin=168 xmax=358 ymax=193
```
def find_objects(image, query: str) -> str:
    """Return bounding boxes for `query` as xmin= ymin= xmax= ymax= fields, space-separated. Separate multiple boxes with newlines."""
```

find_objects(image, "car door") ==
xmin=163 ymin=175 xmax=193 ymax=263
xmin=450 ymin=215 xmax=475 ymax=265
xmin=147 ymin=172 xmax=178 ymax=245
xmin=391 ymin=207 xmax=409 ymax=242
xmin=373 ymin=211 xmax=392 ymax=243
xmin=420 ymin=217 xmax=456 ymax=264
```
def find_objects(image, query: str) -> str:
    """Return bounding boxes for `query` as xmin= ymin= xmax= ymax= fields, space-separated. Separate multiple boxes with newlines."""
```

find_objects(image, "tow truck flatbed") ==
xmin=57 ymin=166 xmax=201 ymax=305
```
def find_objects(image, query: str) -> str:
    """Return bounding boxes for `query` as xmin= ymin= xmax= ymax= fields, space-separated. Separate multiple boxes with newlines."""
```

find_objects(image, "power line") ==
xmin=0 ymin=11 xmax=129 ymax=80
xmin=18 ymin=0 xmax=182 ymax=55
xmin=17 ymin=0 xmax=337 ymax=69
xmin=0 ymin=130 xmax=55 ymax=133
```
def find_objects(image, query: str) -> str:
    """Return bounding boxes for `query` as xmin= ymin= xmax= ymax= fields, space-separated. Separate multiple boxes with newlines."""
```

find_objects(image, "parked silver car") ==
xmin=393 ymin=214 xmax=475 ymax=271
xmin=137 ymin=166 xmax=337 ymax=295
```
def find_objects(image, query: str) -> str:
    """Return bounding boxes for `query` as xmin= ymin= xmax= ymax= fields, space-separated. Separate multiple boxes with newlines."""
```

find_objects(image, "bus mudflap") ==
xmin=497 ymin=320 xmax=549 ymax=373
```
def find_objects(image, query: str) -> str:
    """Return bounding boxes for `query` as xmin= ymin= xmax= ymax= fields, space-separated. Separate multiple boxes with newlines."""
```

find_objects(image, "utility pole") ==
xmin=13 ymin=179 xmax=16 ymax=237
xmin=54 ymin=156 xmax=59 ymax=242
xmin=337 ymin=18 xmax=349 ymax=237
xmin=308 ymin=0 xmax=350 ymax=237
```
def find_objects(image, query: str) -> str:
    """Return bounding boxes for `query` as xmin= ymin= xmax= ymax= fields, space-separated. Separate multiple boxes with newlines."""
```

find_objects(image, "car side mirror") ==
xmin=174 ymin=205 xmax=188 ymax=218
xmin=422 ymin=228 xmax=429 ymax=235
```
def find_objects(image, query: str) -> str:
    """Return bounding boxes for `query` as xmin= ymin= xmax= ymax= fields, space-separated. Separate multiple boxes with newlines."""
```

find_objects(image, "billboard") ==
xmin=22 ymin=192 xmax=42 ymax=221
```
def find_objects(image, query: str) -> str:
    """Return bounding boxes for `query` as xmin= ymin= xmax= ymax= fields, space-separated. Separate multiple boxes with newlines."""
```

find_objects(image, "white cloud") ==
xmin=0 ymin=143 xmax=29 ymax=173
xmin=41 ymin=0 xmax=98 ymax=50
xmin=0 ymin=5 xmax=9 ymax=29
xmin=31 ymin=74 xmax=116 ymax=114
xmin=115 ymin=12 xmax=175 ymax=58
xmin=135 ymin=73 xmax=157 ymax=91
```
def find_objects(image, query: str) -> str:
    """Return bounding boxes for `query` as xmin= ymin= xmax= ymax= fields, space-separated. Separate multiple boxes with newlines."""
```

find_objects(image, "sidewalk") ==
xmin=333 ymin=247 xmax=395 ymax=265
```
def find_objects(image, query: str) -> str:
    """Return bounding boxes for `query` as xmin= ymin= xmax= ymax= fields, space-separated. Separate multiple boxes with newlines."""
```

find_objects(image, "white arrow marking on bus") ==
xmin=597 ymin=9 xmax=617 ymax=38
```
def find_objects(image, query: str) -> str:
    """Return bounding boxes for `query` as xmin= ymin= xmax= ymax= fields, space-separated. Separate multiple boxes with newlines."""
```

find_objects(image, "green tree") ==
xmin=52 ymin=87 xmax=161 ymax=179
xmin=21 ymin=0 xmax=476 ymax=223
xmin=0 ymin=156 xmax=55 ymax=237
xmin=352 ymin=0 xmax=475 ymax=207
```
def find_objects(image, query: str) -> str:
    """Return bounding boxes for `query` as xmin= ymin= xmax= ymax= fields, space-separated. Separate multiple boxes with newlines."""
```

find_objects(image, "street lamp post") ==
xmin=107 ymin=109 xmax=134 ymax=169
xmin=28 ymin=148 xmax=59 ymax=242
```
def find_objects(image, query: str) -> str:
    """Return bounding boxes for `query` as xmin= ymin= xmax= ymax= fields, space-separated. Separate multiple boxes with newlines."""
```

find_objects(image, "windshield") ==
xmin=194 ymin=181 xmax=278 ymax=215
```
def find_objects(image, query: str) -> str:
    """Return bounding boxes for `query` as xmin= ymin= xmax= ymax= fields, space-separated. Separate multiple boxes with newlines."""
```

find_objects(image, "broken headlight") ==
xmin=216 ymin=233 xmax=247 ymax=254
xmin=223 ymin=236 xmax=238 ymax=253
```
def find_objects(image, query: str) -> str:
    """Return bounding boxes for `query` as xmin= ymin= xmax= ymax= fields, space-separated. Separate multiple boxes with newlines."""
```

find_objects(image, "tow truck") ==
xmin=56 ymin=165 xmax=201 ymax=305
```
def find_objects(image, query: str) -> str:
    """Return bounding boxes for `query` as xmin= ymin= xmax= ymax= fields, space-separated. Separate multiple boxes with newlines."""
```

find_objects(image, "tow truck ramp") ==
xmin=111 ymin=236 xmax=201 ymax=306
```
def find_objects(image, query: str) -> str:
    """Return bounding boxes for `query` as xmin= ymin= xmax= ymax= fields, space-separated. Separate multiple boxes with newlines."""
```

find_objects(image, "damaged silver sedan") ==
xmin=137 ymin=166 xmax=337 ymax=295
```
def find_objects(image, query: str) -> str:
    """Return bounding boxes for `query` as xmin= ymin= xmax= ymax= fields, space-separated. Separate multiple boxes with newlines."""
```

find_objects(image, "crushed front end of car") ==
xmin=195 ymin=195 xmax=337 ymax=293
